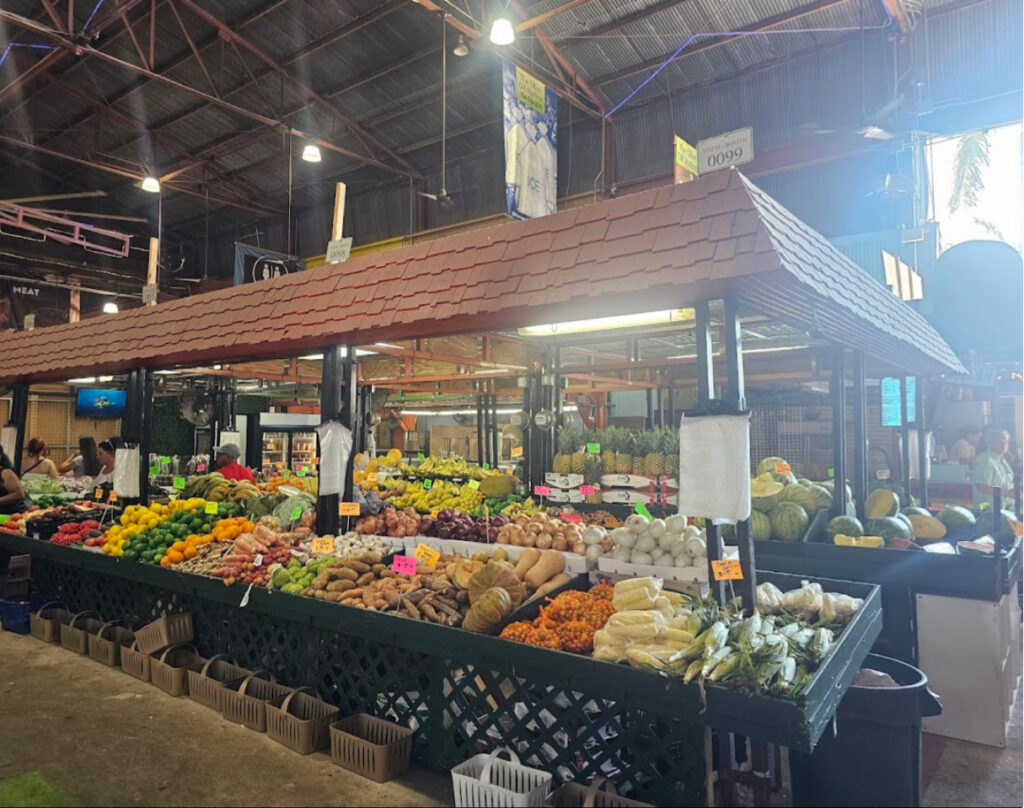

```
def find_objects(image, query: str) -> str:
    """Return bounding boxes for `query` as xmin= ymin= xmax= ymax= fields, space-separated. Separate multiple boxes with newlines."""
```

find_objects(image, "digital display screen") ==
xmin=75 ymin=388 xmax=126 ymax=417
xmin=880 ymin=377 xmax=916 ymax=427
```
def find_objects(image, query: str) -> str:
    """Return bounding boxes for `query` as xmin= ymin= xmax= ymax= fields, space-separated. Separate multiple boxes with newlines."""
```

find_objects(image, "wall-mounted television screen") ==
xmin=75 ymin=388 xmax=127 ymax=417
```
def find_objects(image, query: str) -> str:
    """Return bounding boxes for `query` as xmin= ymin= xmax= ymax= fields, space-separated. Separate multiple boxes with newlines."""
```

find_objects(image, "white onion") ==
xmin=612 ymin=547 xmax=631 ymax=562
xmin=674 ymin=554 xmax=693 ymax=568
xmin=657 ymin=531 xmax=676 ymax=550
xmin=684 ymin=525 xmax=702 ymax=540
xmin=634 ymin=534 xmax=657 ymax=553
xmin=652 ymin=551 xmax=673 ymax=567
xmin=685 ymin=536 xmax=707 ymax=558
xmin=582 ymin=526 xmax=606 ymax=546
xmin=626 ymin=514 xmax=650 ymax=534
xmin=648 ymin=518 xmax=666 ymax=538
xmin=585 ymin=544 xmax=603 ymax=562
xmin=616 ymin=530 xmax=638 ymax=549
xmin=630 ymin=551 xmax=654 ymax=565
xmin=665 ymin=514 xmax=687 ymax=533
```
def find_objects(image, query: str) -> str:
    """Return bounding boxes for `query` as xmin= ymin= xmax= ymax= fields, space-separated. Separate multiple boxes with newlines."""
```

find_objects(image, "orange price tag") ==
xmin=711 ymin=559 xmax=744 ymax=581
xmin=338 ymin=502 xmax=360 ymax=517
xmin=511 ymin=446 xmax=523 ymax=458
xmin=773 ymin=461 xmax=792 ymax=476
xmin=108 ymin=491 xmax=118 ymax=503
xmin=1012 ymin=520 xmax=1023 ymax=538
xmin=413 ymin=543 xmax=440 ymax=568
xmin=94 ymin=487 xmax=103 ymax=500
xmin=311 ymin=537 xmax=334 ymax=554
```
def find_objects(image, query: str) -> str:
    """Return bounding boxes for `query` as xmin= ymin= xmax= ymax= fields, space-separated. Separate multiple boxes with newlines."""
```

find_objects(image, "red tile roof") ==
xmin=0 ymin=170 xmax=964 ymax=384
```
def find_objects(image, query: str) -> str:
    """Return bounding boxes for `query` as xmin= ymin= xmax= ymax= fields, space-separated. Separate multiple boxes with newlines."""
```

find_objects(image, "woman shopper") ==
xmin=20 ymin=438 xmax=59 ymax=479
xmin=93 ymin=440 xmax=117 ymax=486
xmin=0 ymin=451 xmax=27 ymax=514
xmin=58 ymin=436 xmax=101 ymax=478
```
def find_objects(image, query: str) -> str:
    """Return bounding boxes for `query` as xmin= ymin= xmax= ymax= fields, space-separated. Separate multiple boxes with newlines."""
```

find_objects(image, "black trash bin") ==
xmin=789 ymin=654 xmax=941 ymax=808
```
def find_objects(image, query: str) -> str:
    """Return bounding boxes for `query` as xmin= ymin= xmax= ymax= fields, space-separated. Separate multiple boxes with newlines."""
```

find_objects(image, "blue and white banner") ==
xmin=502 ymin=60 xmax=557 ymax=220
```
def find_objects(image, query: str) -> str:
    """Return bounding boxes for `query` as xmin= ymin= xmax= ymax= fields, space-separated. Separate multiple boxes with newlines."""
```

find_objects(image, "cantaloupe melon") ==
xmin=751 ymin=478 xmax=785 ymax=511
xmin=865 ymin=488 xmax=900 ymax=519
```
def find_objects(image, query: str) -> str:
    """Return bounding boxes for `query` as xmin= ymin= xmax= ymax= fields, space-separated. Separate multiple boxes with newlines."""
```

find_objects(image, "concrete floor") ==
xmin=0 ymin=631 xmax=452 ymax=807
xmin=0 ymin=628 xmax=1020 ymax=807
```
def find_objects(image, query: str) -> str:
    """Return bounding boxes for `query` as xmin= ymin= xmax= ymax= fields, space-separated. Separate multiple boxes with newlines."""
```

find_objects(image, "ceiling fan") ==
xmin=417 ymin=13 xmax=455 ymax=210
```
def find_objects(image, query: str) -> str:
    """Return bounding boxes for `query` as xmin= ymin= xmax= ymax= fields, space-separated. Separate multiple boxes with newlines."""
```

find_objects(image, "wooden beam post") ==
xmin=332 ymin=182 xmax=347 ymax=242
xmin=146 ymin=236 xmax=159 ymax=305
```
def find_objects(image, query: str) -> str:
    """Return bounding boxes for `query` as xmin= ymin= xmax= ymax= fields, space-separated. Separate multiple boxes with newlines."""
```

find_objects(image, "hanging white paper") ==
xmin=676 ymin=413 xmax=751 ymax=522
xmin=113 ymin=446 xmax=141 ymax=498
xmin=0 ymin=426 xmax=15 ymax=462
xmin=315 ymin=420 xmax=353 ymax=496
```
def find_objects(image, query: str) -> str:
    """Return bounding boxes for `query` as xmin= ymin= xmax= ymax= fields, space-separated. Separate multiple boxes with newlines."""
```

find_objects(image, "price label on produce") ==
xmin=311 ymin=537 xmax=334 ymax=554
xmin=108 ymin=491 xmax=118 ymax=503
xmin=634 ymin=502 xmax=653 ymax=520
xmin=296 ymin=469 xmax=307 ymax=478
xmin=173 ymin=477 xmax=185 ymax=490
xmin=423 ymin=479 xmax=433 ymax=490
xmin=711 ymin=559 xmax=744 ymax=581
xmin=392 ymin=555 xmax=417 ymax=575
xmin=534 ymin=485 xmax=550 ymax=497
xmin=828 ymin=467 xmax=835 ymax=479
xmin=253 ymin=553 xmax=263 ymax=568
xmin=468 ymin=479 xmax=481 ymax=490
xmin=290 ymin=507 xmax=302 ymax=522
xmin=511 ymin=446 xmax=523 ymax=458
xmin=417 ymin=453 xmax=425 ymax=461
xmin=205 ymin=502 xmax=219 ymax=515
xmin=283 ymin=470 xmax=290 ymax=478
xmin=876 ymin=470 xmax=890 ymax=480
xmin=579 ymin=484 xmax=595 ymax=495
xmin=562 ymin=514 xmax=583 ymax=523
xmin=94 ymin=487 xmax=103 ymax=500
xmin=482 ymin=462 xmax=489 ymax=470
xmin=1012 ymin=520 xmax=1024 ymax=538
xmin=413 ymin=543 xmax=440 ymax=568
xmin=773 ymin=461 xmax=792 ymax=476
xmin=196 ymin=463 xmax=206 ymax=472
xmin=586 ymin=443 xmax=601 ymax=454
xmin=338 ymin=502 xmax=361 ymax=517
xmin=149 ymin=465 xmax=159 ymax=475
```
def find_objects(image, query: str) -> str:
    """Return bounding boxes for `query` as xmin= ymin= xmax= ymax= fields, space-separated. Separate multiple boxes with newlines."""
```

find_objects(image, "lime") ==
xmin=201 ymin=523 xmax=211 ymax=533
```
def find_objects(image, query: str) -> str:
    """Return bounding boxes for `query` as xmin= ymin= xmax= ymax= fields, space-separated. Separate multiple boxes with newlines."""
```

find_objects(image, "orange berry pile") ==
xmin=499 ymin=584 xmax=614 ymax=654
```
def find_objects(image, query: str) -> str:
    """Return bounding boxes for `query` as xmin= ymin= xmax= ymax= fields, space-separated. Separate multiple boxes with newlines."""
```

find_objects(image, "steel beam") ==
xmin=0 ymin=49 xmax=65 ymax=105
xmin=516 ymin=0 xmax=600 ymax=32
xmin=852 ymin=350 xmax=868 ymax=521
xmin=831 ymin=345 xmax=847 ymax=519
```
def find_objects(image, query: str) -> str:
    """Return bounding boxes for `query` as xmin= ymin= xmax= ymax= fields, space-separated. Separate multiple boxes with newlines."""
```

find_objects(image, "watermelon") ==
xmin=782 ymin=483 xmax=817 ymax=512
xmin=751 ymin=509 xmax=772 ymax=541
xmin=867 ymin=516 xmax=913 ymax=542
xmin=807 ymin=484 xmax=834 ymax=513
xmin=826 ymin=515 xmax=864 ymax=539
xmin=756 ymin=457 xmax=798 ymax=485
xmin=822 ymin=480 xmax=854 ymax=503
xmin=901 ymin=506 xmax=931 ymax=517
xmin=751 ymin=478 xmax=785 ymax=511
xmin=938 ymin=505 xmax=976 ymax=530
xmin=974 ymin=508 xmax=1018 ymax=536
xmin=894 ymin=512 xmax=914 ymax=534
xmin=770 ymin=502 xmax=809 ymax=542
xmin=907 ymin=514 xmax=947 ymax=540
xmin=865 ymin=488 xmax=900 ymax=519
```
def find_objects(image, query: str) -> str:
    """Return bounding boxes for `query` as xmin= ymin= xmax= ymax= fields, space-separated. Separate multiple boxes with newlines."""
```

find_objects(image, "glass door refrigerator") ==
xmin=246 ymin=413 xmax=321 ymax=476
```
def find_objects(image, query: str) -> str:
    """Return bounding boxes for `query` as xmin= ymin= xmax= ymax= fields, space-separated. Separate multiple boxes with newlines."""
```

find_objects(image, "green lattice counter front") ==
xmin=1 ymin=534 xmax=881 ymax=805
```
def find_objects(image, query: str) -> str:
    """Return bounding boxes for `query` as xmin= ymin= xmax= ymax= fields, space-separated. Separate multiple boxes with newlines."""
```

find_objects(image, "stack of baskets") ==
xmin=265 ymin=687 xmax=340 ymax=755
xmin=29 ymin=601 xmax=72 ymax=643
xmin=187 ymin=654 xmax=253 ymax=710
xmin=87 ymin=620 xmax=136 ymax=667
xmin=221 ymin=671 xmax=292 ymax=732
xmin=123 ymin=612 xmax=195 ymax=685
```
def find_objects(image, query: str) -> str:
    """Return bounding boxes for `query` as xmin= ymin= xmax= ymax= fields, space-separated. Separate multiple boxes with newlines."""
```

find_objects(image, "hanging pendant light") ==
xmin=489 ymin=16 xmax=514 ymax=46
xmin=301 ymin=143 xmax=322 ymax=163
xmin=141 ymin=176 xmax=160 ymax=193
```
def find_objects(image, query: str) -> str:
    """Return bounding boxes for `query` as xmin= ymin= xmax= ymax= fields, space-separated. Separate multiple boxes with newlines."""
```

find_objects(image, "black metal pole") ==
xmin=666 ymin=368 xmax=675 ymax=428
xmin=9 ymin=383 xmax=28 ymax=474
xmin=695 ymin=301 xmax=727 ymax=606
xmin=139 ymin=368 xmax=153 ymax=505
xmin=521 ymin=380 xmax=532 ymax=489
xmin=900 ymin=376 xmax=911 ymax=502
xmin=916 ymin=377 xmax=928 ymax=507
xmin=832 ymin=346 xmax=847 ymax=519
xmin=490 ymin=394 xmax=499 ymax=469
xmin=476 ymin=394 xmax=484 ymax=466
xmin=317 ymin=346 xmax=342 ymax=537
xmin=852 ymin=351 xmax=868 ymax=521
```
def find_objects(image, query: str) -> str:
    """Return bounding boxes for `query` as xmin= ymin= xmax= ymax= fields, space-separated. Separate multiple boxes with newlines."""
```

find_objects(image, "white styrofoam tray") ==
xmin=410 ymin=535 xmax=593 ymax=572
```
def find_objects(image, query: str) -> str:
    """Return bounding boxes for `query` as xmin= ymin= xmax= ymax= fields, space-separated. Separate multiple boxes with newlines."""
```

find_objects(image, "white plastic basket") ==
xmin=451 ymin=747 xmax=552 ymax=807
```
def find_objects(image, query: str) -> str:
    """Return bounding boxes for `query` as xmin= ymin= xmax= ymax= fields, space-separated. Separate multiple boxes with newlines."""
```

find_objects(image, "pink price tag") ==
xmin=534 ymin=485 xmax=551 ymax=496
xmin=392 ymin=555 xmax=417 ymax=575
xmin=579 ymin=485 xmax=595 ymax=495
xmin=196 ymin=463 xmax=206 ymax=472
xmin=562 ymin=514 xmax=583 ymax=523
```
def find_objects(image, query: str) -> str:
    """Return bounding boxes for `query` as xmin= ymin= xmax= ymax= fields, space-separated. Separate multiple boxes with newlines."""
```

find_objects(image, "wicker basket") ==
xmin=330 ymin=714 xmax=415 ymax=783
xmin=30 ymin=601 xmax=72 ymax=644
xmin=187 ymin=654 xmax=252 ymax=711
xmin=134 ymin=613 xmax=193 ymax=655
xmin=265 ymin=687 xmax=339 ymax=755
xmin=452 ymin=747 xmax=552 ymax=808
xmin=221 ymin=671 xmax=291 ymax=732
xmin=120 ymin=640 xmax=152 ymax=683
xmin=59 ymin=610 xmax=104 ymax=655
xmin=548 ymin=778 xmax=654 ymax=807
xmin=150 ymin=644 xmax=203 ymax=697
xmin=87 ymin=620 xmax=136 ymax=667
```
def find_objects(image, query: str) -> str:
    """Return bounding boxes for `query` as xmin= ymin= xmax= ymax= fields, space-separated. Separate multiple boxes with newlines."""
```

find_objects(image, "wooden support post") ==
xmin=146 ymin=236 xmax=159 ymax=305
xmin=69 ymin=281 xmax=81 ymax=322
xmin=332 ymin=182 xmax=347 ymax=241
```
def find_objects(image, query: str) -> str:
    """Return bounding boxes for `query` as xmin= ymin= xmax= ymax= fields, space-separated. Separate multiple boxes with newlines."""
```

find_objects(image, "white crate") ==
xmin=545 ymin=473 xmax=584 ymax=489
xmin=599 ymin=474 xmax=655 ymax=489
xmin=597 ymin=556 xmax=710 ymax=584
xmin=452 ymin=747 xmax=552 ymax=808
xmin=547 ymin=489 xmax=584 ymax=503
xmin=601 ymin=489 xmax=655 ymax=505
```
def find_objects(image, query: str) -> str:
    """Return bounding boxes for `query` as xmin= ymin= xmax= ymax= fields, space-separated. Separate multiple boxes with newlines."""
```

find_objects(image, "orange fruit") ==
xmin=171 ymin=540 xmax=186 ymax=553
xmin=167 ymin=549 xmax=184 ymax=564
xmin=183 ymin=545 xmax=197 ymax=559
xmin=160 ymin=556 xmax=171 ymax=567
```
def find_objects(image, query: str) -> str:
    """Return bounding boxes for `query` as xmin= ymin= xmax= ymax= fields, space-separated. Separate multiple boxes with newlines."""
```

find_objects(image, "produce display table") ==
xmin=2 ymin=533 xmax=882 ymax=805
xmin=754 ymin=537 xmax=1022 ymax=747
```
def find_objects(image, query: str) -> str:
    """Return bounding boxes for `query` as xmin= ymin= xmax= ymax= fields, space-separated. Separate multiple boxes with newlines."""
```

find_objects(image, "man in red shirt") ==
xmin=213 ymin=443 xmax=255 ymax=483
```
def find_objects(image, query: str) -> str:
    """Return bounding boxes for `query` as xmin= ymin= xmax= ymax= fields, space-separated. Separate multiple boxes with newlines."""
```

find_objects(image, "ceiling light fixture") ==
xmin=489 ymin=8 xmax=514 ymax=46
xmin=102 ymin=302 xmax=119 ymax=314
xmin=141 ymin=176 xmax=160 ymax=193
xmin=518 ymin=309 xmax=695 ymax=337
xmin=301 ymin=143 xmax=322 ymax=163
xmin=68 ymin=377 xmax=97 ymax=384
xmin=453 ymin=35 xmax=469 ymax=56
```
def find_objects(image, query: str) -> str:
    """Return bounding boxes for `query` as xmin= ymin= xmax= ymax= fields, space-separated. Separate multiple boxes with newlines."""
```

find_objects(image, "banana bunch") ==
xmin=183 ymin=472 xmax=259 ymax=503
xmin=402 ymin=455 xmax=497 ymax=480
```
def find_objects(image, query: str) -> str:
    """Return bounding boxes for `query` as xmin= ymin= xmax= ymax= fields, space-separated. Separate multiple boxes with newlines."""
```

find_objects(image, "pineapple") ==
xmin=616 ymin=431 xmax=635 ymax=474
xmin=600 ymin=428 xmax=616 ymax=474
xmin=553 ymin=428 xmax=576 ymax=474
xmin=583 ymin=453 xmax=602 ymax=486
xmin=570 ymin=435 xmax=587 ymax=474
xmin=631 ymin=431 xmax=648 ymax=475
xmin=642 ymin=431 xmax=662 ymax=476
xmin=664 ymin=427 xmax=680 ymax=476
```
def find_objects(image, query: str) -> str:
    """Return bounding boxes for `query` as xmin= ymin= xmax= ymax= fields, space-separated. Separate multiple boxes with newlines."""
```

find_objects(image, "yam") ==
xmin=327 ymin=579 xmax=356 ymax=592
xmin=356 ymin=572 xmax=375 ymax=587
xmin=323 ymin=592 xmax=343 ymax=602
xmin=524 ymin=572 xmax=572 ymax=603
xmin=524 ymin=550 xmax=565 ymax=589
xmin=342 ymin=560 xmax=371 ymax=573
xmin=329 ymin=567 xmax=358 ymax=582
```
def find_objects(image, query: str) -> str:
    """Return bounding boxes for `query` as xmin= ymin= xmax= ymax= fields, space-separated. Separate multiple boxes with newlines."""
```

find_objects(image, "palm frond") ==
xmin=949 ymin=132 xmax=991 ymax=212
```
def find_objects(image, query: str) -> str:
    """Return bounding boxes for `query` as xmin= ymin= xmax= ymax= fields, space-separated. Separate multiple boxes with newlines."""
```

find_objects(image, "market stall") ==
xmin=1 ymin=169 xmax=968 ymax=804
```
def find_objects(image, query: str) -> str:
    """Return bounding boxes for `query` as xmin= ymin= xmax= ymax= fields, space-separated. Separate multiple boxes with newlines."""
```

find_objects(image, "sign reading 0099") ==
xmin=697 ymin=127 xmax=753 ymax=173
